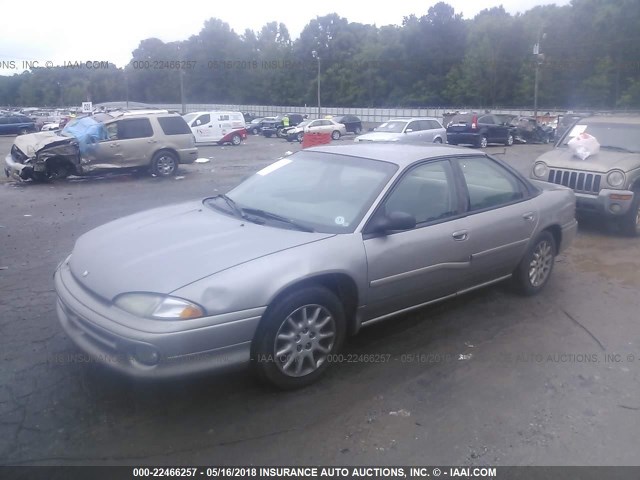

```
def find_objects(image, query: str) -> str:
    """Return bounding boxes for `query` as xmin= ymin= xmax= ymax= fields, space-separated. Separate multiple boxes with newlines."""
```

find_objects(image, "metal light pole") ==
xmin=533 ymin=29 xmax=545 ymax=120
xmin=312 ymin=50 xmax=321 ymax=118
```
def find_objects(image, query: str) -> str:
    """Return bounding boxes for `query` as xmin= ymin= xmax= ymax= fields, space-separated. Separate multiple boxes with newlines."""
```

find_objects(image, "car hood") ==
xmin=69 ymin=201 xmax=334 ymax=300
xmin=13 ymin=131 xmax=73 ymax=157
xmin=355 ymin=132 xmax=401 ymax=142
xmin=536 ymin=147 xmax=640 ymax=173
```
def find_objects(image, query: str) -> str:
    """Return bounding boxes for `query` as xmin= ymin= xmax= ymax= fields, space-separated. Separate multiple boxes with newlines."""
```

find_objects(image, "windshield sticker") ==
xmin=256 ymin=158 xmax=292 ymax=176
xmin=335 ymin=216 xmax=346 ymax=226
xmin=568 ymin=125 xmax=587 ymax=137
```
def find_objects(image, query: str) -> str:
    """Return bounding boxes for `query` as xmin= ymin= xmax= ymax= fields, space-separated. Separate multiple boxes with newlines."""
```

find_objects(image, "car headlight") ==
xmin=606 ymin=170 xmax=626 ymax=188
xmin=114 ymin=293 xmax=205 ymax=320
xmin=533 ymin=162 xmax=549 ymax=178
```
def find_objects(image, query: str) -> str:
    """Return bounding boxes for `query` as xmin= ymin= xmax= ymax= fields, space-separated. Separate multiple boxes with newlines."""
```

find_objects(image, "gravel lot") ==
xmin=1 ymin=134 xmax=639 ymax=466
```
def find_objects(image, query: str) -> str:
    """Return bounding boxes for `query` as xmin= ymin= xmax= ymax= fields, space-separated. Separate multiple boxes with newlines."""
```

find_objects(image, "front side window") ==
xmin=194 ymin=114 xmax=210 ymax=126
xmin=382 ymin=161 xmax=457 ymax=225
xmin=211 ymin=152 xmax=398 ymax=233
xmin=406 ymin=121 xmax=421 ymax=132
xmin=457 ymin=156 xmax=525 ymax=211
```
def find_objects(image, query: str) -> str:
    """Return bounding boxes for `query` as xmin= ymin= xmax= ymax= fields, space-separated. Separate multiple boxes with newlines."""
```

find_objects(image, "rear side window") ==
xmin=457 ymin=156 xmax=525 ymax=211
xmin=158 ymin=116 xmax=191 ymax=135
xmin=117 ymin=118 xmax=153 ymax=139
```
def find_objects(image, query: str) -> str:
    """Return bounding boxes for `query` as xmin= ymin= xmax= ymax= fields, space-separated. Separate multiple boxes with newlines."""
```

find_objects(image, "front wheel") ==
xmin=619 ymin=193 xmax=640 ymax=237
xmin=331 ymin=130 xmax=341 ymax=140
xmin=512 ymin=231 xmax=556 ymax=296
xmin=150 ymin=151 xmax=178 ymax=177
xmin=354 ymin=126 xmax=362 ymax=135
xmin=251 ymin=127 xmax=259 ymax=135
xmin=18 ymin=128 xmax=29 ymax=135
xmin=296 ymin=132 xmax=304 ymax=143
xmin=433 ymin=137 xmax=443 ymax=144
xmin=252 ymin=285 xmax=346 ymax=389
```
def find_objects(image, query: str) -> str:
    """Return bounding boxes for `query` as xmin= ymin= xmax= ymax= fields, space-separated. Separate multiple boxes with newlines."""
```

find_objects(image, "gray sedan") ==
xmin=54 ymin=144 xmax=577 ymax=389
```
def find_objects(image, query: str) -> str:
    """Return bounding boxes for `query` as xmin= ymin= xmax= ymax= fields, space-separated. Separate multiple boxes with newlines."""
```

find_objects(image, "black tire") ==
xmin=619 ymin=193 xmax=640 ymax=237
xmin=276 ymin=128 xmax=286 ymax=138
xmin=296 ymin=132 xmax=304 ymax=143
xmin=505 ymin=134 xmax=514 ymax=146
xmin=150 ymin=150 xmax=178 ymax=177
xmin=331 ymin=130 xmax=341 ymax=140
xmin=252 ymin=285 xmax=346 ymax=390
xmin=251 ymin=127 xmax=259 ymax=135
xmin=512 ymin=231 xmax=556 ymax=296
xmin=354 ymin=126 xmax=362 ymax=135
xmin=18 ymin=128 xmax=29 ymax=135
xmin=433 ymin=137 xmax=443 ymax=144
xmin=477 ymin=135 xmax=488 ymax=148
xmin=231 ymin=134 xmax=242 ymax=146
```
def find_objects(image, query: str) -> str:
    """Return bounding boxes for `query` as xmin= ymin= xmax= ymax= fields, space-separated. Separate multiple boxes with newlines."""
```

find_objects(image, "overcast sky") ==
xmin=0 ymin=0 xmax=570 ymax=75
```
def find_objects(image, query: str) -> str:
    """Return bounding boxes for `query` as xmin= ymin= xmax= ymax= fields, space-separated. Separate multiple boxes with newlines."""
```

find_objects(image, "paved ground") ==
xmin=1 ymin=134 xmax=639 ymax=466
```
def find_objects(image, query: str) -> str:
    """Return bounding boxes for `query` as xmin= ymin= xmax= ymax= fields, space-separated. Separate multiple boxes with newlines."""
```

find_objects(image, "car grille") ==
xmin=548 ymin=168 xmax=602 ymax=194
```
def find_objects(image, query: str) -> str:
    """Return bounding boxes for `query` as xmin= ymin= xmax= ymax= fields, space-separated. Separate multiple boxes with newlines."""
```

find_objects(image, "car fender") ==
xmin=172 ymin=233 xmax=369 ymax=321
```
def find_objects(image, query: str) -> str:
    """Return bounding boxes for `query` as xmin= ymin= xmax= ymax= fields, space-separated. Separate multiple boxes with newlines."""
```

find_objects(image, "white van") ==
xmin=183 ymin=111 xmax=247 ymax=145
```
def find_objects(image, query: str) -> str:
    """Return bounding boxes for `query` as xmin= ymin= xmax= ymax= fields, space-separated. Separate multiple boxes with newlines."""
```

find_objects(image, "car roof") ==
xmin=306 ymin=143 xmax=480 ymax=168
xmin=579 ymin=115 xmax=640 ymax=125
xmin=386 ymin=117 xmax=440 ymax=122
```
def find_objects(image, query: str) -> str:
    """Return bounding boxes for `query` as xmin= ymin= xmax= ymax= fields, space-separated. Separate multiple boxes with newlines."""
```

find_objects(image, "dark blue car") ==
xmin=0 ymin=115 xmax=37 ymax=135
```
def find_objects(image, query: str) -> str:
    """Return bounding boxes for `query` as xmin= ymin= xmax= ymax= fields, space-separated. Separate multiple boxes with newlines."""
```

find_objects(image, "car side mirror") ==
xmin=368 ymin=211 xmax=416 ymax=234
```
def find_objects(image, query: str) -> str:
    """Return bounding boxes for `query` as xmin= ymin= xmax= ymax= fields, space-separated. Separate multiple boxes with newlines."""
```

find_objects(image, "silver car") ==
xmin=54 ymin=144 xmax=577 ymax=389
xmin=355 ymin=117 xmax=446 ymax=144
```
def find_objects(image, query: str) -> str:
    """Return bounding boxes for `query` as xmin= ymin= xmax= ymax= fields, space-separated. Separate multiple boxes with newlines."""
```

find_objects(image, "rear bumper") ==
xmin=177 ymin=147 xmax=198 ymax=164
xmin=559 ymin=219 xmax=578 ymax=253
xmin=447 ymin=132 xmax=479 ymax=145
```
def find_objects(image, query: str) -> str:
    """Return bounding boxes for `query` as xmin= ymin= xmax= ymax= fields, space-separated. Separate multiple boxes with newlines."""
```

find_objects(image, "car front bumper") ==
xmin=4 ymin=153 xmax=30 ymax=181
xmin=575 ymin=189 xmax=635 ymax=217
xmin=54 ymin=257 xmax=265 ymax=378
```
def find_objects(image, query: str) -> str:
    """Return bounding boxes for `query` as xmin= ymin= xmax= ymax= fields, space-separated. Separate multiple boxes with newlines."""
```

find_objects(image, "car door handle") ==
xmin=452 ymin=230 xmax=469 ymax=241
xmin=522 ymin=212 xmax=535 ymax=221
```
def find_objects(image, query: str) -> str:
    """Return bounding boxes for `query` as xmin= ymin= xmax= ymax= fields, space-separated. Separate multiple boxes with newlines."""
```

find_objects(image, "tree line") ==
xmin=1 ymin=0 xmax=640 ymax=110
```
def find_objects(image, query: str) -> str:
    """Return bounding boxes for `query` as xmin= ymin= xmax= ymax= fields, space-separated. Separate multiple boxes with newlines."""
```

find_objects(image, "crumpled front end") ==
xmin=4 ymin=134 xmax=80 ymax=181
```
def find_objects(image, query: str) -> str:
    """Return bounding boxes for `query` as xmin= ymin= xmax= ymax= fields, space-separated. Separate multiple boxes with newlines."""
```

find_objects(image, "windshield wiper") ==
xmin=599 ymin=145 xmax=636 ymax=153
xmin=210 ymin=195 xmax=264 ymax=224
xmin=241 ymin=208 xmax=315 ymax=232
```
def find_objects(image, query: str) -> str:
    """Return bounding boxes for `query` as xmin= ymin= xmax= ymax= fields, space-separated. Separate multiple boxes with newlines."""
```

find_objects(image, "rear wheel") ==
xmin=434 ymin=137 xmax=443 ymax=144
xmin=354 ymin=126 xmax=362 ymax=135
xmin=477 ymin=135 xmax=488 ymax=148
xmin=251 ymin=127 xmax=259 ymax=135
xmin=252 ymin=285 xmax=346 ymax=389
xmin=231 ymin=134 xmax=242 ymax=146
xmin=505 ymin=134 xmax=514 ymax=146
xmin=18 ymin=128 xmax=29 ymax=135
xmin=150 ymin=151 xmax=178 ymax=177
xmin=331 ymin=130 xmax=341 ymax=140
xmin=512 ymin=231 xmax=556 ymax=296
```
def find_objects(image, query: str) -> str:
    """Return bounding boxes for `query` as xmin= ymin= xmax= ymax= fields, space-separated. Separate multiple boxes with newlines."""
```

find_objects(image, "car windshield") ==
xmin=207 ymin=151 xmax=397 ymax=233
xmin=560 ymin=122 xmax=640 ymax=152
xmin=297 ymin=121 xmax=310 ymax=128
xmin=375 ymin=121 xmax=407 ymax=133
